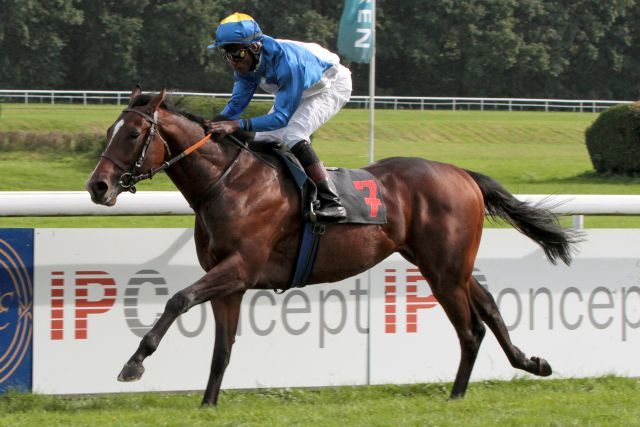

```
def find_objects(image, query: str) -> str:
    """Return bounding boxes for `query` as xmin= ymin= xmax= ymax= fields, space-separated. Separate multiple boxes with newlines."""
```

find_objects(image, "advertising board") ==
xmin=23 ymin=228 xmax=640 ymax=394
xmin=369 ymin=230 xmax=640 ymax=384
xmin=0 ymin=229 xmax=33 ymax=393
xmin=33 ymin=229 xmax=367 ymax=394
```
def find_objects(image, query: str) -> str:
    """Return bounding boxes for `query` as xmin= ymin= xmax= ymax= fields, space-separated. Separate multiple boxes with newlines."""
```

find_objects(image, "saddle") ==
xmin=249 ymin=141 xmax=387 ymax=224
xmin=248 ymin=141 xmax=388 ymax=289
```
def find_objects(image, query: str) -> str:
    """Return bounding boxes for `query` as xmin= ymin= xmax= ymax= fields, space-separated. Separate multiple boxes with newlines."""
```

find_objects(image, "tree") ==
xmin=62 ymin=0 xmax=148 ymax=89
xmin=0 ymin=0 xmax=82 ymax=88
xmin=136 ymin=0 xmax=227 ymax=92
xmin=216 ymin=0 xmax=338 ymax=46
xmin=375 ymin=0 xmax=523 ymax=97
xmin=557 ymin=0 xmax=634 ymax=99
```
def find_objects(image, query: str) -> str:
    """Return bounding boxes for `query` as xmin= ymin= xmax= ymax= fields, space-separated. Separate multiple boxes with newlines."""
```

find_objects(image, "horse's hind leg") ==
xmin=410 ymin=248 xmax=486 ymax=399
xmin=430 ymin=279 xmax=486 ymax=398
xmin=469 ymin=277 xmax=552 ymax=376
xmin=202 ymin=291 xmax=244 ymax=406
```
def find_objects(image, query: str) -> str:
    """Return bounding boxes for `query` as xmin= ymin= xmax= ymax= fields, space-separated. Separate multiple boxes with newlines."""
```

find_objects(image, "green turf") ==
xmin=1 ymin=377 xmax=638 ymax=426
xmin=1 ymin=104 xmax=639 ymax=228
xmin=0 ymin=103 xmax=122 ymax=133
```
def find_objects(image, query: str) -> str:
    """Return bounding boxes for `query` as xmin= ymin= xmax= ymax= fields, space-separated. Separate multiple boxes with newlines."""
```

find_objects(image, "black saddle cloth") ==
xmin=252 ymin=142 xmax=387 ymax=225
xmin=326 ymin=167 xmax=387 ymax=224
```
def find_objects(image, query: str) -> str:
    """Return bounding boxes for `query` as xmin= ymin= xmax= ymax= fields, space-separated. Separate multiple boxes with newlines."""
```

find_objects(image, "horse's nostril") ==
xmin=94 ymin=181 xmax=108 ymax=193
xmin=89 ymin=180 xmax=109 ymax=200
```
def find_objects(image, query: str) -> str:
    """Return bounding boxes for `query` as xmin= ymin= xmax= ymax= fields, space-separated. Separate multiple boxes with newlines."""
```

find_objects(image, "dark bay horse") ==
xmin=86 ymin=87 xmax=578 ymax=406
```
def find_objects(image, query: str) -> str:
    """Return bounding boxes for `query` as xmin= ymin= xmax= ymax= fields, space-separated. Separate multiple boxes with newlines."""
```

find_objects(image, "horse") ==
xmin=86 ymin=86 xmax=578 ymax=406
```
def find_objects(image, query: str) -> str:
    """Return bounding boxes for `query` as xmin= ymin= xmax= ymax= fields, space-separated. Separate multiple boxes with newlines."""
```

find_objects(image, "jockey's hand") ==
xmin=204 ymin=120 xmax=240 ymax=141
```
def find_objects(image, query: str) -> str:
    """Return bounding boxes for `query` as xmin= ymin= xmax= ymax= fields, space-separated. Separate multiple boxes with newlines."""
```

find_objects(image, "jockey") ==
xmin=205 ymin=12 xmax=352 ymax=222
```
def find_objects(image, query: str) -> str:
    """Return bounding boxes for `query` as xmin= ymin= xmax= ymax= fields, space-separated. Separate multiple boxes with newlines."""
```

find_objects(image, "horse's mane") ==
xmin=130 ymin=93 xmax=206 ymax=129
xmin=130 ymin=93 xmax=254 ymax=143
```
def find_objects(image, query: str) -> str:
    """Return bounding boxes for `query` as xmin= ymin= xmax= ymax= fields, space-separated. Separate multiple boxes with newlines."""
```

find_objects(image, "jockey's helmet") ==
xmin=208 ymin=12 xmax=263 ymax=49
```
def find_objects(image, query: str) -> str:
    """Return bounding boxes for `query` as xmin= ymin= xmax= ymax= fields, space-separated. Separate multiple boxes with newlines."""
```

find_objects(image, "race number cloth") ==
xmin=327 ymin=167 xmax=387 ymax=225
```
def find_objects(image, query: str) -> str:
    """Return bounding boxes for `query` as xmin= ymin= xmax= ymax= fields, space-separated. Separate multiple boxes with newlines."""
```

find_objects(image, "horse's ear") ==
xmin=128 ymin=84 xmax=142 ymax=107
xmin=148 ymin=89 xmax=166 ymax=113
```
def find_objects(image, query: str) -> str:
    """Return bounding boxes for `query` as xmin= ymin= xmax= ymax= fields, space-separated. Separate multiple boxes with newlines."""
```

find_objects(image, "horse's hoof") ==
xmin=200 ymin=401 xmax=218 ymax=409
xmin=531 ymin=356 xmax=552 ymax=376
xmin=118 ymin=361 xmax=145 ymax=382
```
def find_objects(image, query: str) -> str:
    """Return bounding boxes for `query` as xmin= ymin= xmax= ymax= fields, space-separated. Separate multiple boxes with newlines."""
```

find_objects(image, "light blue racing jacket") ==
xmin=220 ymin=36 xmax=339 ymax=132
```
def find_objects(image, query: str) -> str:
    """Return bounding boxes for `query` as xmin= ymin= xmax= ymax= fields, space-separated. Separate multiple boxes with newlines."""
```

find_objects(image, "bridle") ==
xmin=100 ymin=108 xmax=174 ymax=193
xmin=101 ymin=107 xmax=243 ymax=198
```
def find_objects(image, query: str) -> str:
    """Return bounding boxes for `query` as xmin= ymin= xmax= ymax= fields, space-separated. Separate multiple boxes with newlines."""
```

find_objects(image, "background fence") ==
xmin=0 ymin=89 xmax=632 ymax=112
xmin=2 ymin=191 xmax=640 ymax=228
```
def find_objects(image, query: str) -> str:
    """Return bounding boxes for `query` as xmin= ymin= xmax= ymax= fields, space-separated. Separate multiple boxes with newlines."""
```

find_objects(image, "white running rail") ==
xmin=2 ymin=192 xmax=640 ymax=228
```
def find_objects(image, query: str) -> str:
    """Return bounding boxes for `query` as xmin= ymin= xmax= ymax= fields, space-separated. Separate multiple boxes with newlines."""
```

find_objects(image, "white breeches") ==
xmin=254 ymin=64 xmax=352 ymax=148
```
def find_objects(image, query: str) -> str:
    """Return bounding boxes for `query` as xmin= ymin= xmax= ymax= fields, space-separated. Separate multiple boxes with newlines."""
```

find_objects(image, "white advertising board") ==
xmin=369 ymin=229 xmax=640 ymax=383
xmin=32 ymin=229 xmax=640 ymax=394
xmin=33 ymin=229 xmax=368 ymax=394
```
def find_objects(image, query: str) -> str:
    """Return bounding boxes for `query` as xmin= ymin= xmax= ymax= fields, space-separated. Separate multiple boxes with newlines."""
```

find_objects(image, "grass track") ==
xmin=2 ymin=377 xmax=639 ymax=426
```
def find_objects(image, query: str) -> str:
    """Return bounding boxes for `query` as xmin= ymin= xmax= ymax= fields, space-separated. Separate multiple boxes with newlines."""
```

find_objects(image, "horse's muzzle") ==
xmin=86 ymin=179 xmax=117 ymax=206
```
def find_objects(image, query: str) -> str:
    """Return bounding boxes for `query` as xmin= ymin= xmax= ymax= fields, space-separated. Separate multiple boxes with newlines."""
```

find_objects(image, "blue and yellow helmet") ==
xmin=208 ymin=13 xmax=263 ymax=49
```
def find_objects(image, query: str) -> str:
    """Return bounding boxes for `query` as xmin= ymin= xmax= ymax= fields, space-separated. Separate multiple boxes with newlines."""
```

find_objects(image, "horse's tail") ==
xmin=465 ymin=169 xmax=580 ymax=265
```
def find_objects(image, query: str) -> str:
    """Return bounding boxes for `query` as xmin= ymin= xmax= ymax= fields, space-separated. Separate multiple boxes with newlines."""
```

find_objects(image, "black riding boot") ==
xmin=313 ymin=177 xmax=347 ymax=221
xmin=291 ymin=140 xmax=347 ymax=222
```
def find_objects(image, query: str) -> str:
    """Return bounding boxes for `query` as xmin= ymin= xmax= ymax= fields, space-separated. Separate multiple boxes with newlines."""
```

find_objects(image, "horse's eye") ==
xmin=130 ymin=131 xmax=140 ymax=139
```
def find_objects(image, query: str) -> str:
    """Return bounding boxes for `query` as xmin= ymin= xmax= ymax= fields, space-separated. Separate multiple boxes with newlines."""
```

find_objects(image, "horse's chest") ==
xmin=194 ymin=217 xmax=238 ymax=269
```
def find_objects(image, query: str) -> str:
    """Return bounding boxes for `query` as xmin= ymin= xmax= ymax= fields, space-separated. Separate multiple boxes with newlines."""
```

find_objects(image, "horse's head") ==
xmin=86 ymin=86 xmax=170 ymax=205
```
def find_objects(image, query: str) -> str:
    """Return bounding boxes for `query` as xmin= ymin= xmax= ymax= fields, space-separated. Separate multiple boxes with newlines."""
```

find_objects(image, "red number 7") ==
xmin=352 ymin=180 xmax=381 ymax=217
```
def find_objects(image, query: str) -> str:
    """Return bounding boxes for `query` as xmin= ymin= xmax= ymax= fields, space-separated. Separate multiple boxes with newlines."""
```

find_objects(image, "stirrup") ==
xmin=307 ymin=200 xmax=319 ymax=223
xmin=314 ymin=205 xmax=347 ymax=222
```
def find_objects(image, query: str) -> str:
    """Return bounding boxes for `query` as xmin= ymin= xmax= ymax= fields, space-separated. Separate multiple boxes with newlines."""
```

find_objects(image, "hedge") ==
xmin=0 ymin=131 xmax=104 ymax=156
xmin=585 ymin=103 xmax=640 ymax=175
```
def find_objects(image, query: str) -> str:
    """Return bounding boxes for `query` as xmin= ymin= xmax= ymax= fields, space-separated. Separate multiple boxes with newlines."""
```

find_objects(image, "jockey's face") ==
xmin=221 ymin=44 xmax=255 ymax=74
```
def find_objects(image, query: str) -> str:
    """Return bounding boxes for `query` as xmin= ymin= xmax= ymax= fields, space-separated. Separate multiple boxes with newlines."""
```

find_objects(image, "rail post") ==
xmin=572 ymin=215 xmax=584 ymax=229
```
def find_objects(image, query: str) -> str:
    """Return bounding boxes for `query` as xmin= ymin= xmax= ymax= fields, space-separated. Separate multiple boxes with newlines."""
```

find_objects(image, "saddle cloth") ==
xmin=266 ymin=146 xmax=387 ymax=224
xmin=326 ymin=167 xmax=387 ymax=224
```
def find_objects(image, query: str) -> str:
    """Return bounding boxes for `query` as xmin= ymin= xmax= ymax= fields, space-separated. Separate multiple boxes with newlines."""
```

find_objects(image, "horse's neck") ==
xmin=161 ymin=114 xmax=238 ymax=204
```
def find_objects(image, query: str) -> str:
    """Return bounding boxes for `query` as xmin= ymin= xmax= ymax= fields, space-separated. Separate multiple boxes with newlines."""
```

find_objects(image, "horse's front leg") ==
xmin=117 ymin=253 xmax=250 ymax=382
xmin=202 ymin=291 xmax=244 ymax=406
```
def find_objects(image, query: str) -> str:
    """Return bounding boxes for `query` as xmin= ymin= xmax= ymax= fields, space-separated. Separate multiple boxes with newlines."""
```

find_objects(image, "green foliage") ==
xmin=62 ymin=0 xmax=148 ymax=89
xmin=585 ymin=103 xmax=640 ymax=174
xmin=0 ymin=0 xmax=82 ymax=87
xmin=137 ymin=0 xmax=228 ymax=91
xmin=0 ymin=131 xmax=103 ymax=155
xmin=372 ymin=0 xmax=640 ymax=98
xmin=2 ymin=1 xmax=640 ymax=98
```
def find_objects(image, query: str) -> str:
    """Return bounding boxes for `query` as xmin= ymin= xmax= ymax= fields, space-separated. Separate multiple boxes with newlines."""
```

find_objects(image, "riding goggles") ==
xmin=221 ymin=48 xmax=248 ymax=62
